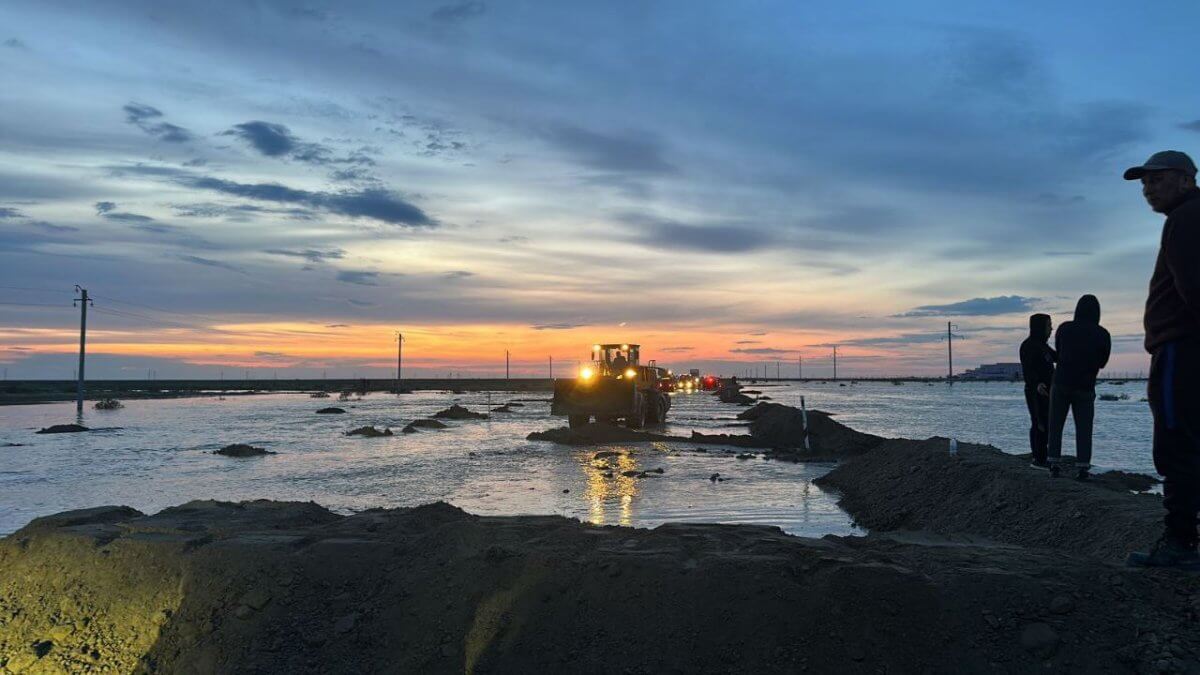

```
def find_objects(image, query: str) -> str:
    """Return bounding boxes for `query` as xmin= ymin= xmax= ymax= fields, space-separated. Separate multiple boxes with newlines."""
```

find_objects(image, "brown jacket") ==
xmin=1145 ymin=189 xmax=1200 ymax=352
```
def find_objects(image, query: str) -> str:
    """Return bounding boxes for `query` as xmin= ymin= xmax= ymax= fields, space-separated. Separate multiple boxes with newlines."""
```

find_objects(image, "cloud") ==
xmin=123 ymin=102 xmax=192 ymax=143
xmin=630 ymin=218 xmax=769 ymax=253
xmin=264 ymin=248 xmax=345 ymax=263
xmin=531 ymin=322 xmax=588 ymax=330
xmin=896 ymin=295 xmax=1039 ymax=317
xmin=431 ymin=2 xmax=486 ymax=23
xmin=837 ymin=332 xmax=960 ymax=347
xmin=94 ymin=201 xmax=116 ymax=214
xmin=1044 ymin=250 xmax=1092 ymax=257
xmin=0 ymin=207 xmax=23 ymax=219
xmin=224 ymin=121 xmax=300 ymax=157
xmin=28 ymin=220 xmax=79 ymax=233
xmin=116 ymin=165 xmax=434 ymax=227
xmin=543 ymin=125 xmax=674 ymax=174
xmin=325 ymin=324 xmax=349 ymax=328
xmin=730 ymin=347 xmax=795 ymax=355
xmin=1179 ymin=120 xmax=1200 ymax=133
xmin=102 ymin=211 xmax=155 ymax=223
xmin=734 ymin=340 xmax=760 ymax=344
xmin=178 ymin=255 xmax=242 ymax=272
xmin=3 ymin=38 xmax=26 ymax=49
xmin=336 ymin=270 xmax=380 ymax=286
xmin=659 ymin=346 xmax=694 ymax=352
xmin=443 ymin=270 xmax=474 ymax=279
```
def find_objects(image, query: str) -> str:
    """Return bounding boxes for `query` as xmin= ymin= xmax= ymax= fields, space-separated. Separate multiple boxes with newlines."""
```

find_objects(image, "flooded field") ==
xmin=0 ymin=381 xmax=1153 ymax=536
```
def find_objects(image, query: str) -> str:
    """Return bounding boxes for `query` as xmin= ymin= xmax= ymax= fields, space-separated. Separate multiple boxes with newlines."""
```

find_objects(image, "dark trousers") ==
xmin=1047 ymin=382 xmax=1095 ymax=467
xmin=1024 ymin=386 xmax=1049 ymax=464
xmin=1150 ymin=339 xmax=1200 ymax=546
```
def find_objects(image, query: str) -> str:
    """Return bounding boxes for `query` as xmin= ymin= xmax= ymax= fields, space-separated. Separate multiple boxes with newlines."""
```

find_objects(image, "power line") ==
xmin=0 ymin=285 xmax=73 ymax=294
xmin=89 ymin=294 xmax=228 ymax=325
xmin=0 ymin=301 xmax=68 ymax=308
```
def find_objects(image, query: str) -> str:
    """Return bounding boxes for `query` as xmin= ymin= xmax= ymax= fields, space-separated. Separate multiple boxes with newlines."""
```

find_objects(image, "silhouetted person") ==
xmin=611 ymin=352 xmax=628 ymax=373
xmin=1020 ymin=313 xmax=1056 ymax=467
xmin=1047 ymin=295 xmax=1111 ymax=480
xmin=1123 ymin=151 xmax=1200 ymax=569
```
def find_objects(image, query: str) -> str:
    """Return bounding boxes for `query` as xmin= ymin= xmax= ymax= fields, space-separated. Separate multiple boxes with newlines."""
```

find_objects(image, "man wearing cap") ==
xmin=1124 ymin=150 xmax=1200 ymax=568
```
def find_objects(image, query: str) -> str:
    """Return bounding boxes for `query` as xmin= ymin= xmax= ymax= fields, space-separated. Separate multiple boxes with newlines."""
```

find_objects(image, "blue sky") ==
xmin=0 ymin=1 xmax=1196 ymax=378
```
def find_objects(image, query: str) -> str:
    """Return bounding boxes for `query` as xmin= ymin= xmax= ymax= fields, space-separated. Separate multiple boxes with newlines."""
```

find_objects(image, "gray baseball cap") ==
xmin=1123 ymin=150 xmax=1197 ymax=180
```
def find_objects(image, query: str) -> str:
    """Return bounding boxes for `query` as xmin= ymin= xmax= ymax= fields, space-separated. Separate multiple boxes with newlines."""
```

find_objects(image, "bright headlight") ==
xmin=624 ymin=368 xmax=636 ymax=379
xmin=580 ymin=367 xmax=594 ymax=380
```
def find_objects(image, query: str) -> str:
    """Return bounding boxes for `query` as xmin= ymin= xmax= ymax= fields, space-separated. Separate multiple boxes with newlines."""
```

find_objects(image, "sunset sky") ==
xmin=2 ymin=1 xmax=1198 ymax=379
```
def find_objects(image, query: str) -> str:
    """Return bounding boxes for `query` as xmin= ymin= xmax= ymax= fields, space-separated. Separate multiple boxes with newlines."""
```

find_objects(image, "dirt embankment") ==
xmin=817 ymin=437 xmax=1164 ymax=564
xmin=4 ymin=499 xmax=1200 ymax=674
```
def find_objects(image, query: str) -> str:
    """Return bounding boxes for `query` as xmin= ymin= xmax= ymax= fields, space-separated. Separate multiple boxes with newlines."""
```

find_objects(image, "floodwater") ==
xmin=0 ymin=381 xmax=1154 ymax=537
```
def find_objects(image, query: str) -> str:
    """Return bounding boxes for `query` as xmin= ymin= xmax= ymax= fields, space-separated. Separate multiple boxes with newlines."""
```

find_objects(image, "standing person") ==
xmin=1020 ymin=314 xmax=1056 ymax=468
xmin=1046 ymin=295 xmax=1111 ymax=480
xmin=1122 ymin=151 xmax=1200 ymax=569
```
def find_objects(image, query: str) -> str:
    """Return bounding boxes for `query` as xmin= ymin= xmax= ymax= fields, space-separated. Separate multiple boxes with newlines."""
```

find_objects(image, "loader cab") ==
xmin=591 ymin=343 xmax=641 ymax=379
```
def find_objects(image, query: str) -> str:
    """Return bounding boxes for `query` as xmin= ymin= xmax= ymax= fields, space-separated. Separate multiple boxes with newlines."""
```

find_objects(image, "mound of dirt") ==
xmin=433 ymin=405 xmax=488 ymax=420
xmin=346 ymin=426 xmax=393 ymax=437
xmin=407 ymin=419 xmax=449 ymax=430
xmin=213 ymin=444 xmax=276 ymax=457
xmin=817 ymin=437 xmax=1164 ymax=563
xmin=3 ymin=499 xmax=1198 ymax=673
xmin=490 ymin=405 xmax=515 ymax=413
xmin=750 ymin=404 xmax=885 ymax=457
xmin=315 ymin=407 xmax=347 ymax=415
xmin=35 ymin=424 xmax=89 ymax=434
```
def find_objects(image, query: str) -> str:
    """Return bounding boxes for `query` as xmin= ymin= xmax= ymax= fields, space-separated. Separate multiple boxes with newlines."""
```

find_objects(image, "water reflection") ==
xmin=583 ymin=450 xmax=640 ymax=527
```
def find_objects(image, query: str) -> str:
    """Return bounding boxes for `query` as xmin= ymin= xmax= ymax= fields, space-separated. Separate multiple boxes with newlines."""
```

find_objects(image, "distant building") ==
xmin=958 ymin=362 xmax=1023 ymax=381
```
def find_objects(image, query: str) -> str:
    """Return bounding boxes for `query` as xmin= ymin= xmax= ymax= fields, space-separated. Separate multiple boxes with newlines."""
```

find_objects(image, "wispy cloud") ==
xmin=895 ymin=295 xmax=1039 ymax=317
xmin=336 ymin=270 xmax=380 ymax=286
xmin=123 ymin=102 xmax=192 ymax=143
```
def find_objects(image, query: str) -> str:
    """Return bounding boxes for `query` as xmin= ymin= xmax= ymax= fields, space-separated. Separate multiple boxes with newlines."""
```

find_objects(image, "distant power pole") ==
xmin=941 ymin=322 xmax=962 ymax=381
xmin=394 ymin=331 xmax=404 ymax=393
xmin=73 ymin=285 xmax=92 ymax=414
xmin=832 ymin=345 xmax=839 ymax=381
xmin=776 ymin=361 xmax=780 ymax=379
xmin=549 ymin=355 xmax=553 ymax=379
xmin=798 ymin=355 xmax=803 ymax=380
xmin=505 ymin=350 xmax=510 ymax=380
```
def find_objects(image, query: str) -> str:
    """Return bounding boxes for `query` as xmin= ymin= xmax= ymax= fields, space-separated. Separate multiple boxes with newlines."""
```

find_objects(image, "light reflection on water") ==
xmin=0 ymin=381 xmax=1155 ymax=537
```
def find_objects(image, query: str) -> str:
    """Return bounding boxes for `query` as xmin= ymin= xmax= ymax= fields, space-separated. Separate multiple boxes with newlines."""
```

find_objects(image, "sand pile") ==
xmin=4 ymin=499 xmax=1199 ymax=673
xmin=738 ymin=403 xmax=886 ymax=457
xmin=817 ymin=437 xmax=1164 ymax=563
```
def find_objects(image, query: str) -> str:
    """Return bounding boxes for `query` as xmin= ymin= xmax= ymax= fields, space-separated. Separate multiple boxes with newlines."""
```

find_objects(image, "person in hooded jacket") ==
xmin=1047 ymin=294 xmax=1111 ymax=480
xmin=1019 ymin=314 xmax=1056 ymax=467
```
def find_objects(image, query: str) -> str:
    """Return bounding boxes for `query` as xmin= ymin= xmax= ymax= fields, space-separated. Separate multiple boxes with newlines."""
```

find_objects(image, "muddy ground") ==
xmin=3 ymin=498 xmax=1199 ymax=675
xmin=3 ymin=396 xmax=1198 ymax=674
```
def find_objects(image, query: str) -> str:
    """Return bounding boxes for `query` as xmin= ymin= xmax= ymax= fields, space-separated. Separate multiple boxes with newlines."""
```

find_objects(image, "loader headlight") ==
xmin=580 ymin=367 xmax=594 ymax=380
xmin=624 ymin=368 xmax=636 ymax=379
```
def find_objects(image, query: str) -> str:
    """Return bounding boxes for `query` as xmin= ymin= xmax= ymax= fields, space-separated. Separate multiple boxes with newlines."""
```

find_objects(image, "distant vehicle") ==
xmin=551 ymin=343 xmax=672 ymax=429
xmin=674 ymin=373 xmax=700 ymax=392
xmin=700 ymin=374 xmax=721 ymax=391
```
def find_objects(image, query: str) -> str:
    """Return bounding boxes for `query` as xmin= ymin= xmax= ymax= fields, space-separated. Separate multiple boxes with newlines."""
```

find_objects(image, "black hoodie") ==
xmin=1054 ymin=295 xmax=1112 ymax=389
xmin=1019 ymin=314 xmax=1055 ymax=389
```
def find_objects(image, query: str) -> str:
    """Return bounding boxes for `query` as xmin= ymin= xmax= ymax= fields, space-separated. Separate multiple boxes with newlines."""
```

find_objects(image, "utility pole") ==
xmin=549 ymin=355 xmax=553 ymax=379
xmin=941 ymin=323 xmax=962 ymax=381
xmin=73 ymin=286 xmax=92 ymax=415
xmin=798 ymin=355 xmax=803 ymax=380
xmin=832 ymin=345 xmax=838 ymax=381
xmin=505 ymin=350 xmax=510 ymax=380
xmin=394 ymin=332 xmax=404 ymax=393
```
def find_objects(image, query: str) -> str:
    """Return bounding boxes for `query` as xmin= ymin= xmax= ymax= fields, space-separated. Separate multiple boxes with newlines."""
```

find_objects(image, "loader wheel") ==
xmin=646 ymin=395 xmax=663 ymax=425
xmin=625 ymin=402 xmax=646 ymax=429
xmin=568 ymin=415 xmax=590 ymax=429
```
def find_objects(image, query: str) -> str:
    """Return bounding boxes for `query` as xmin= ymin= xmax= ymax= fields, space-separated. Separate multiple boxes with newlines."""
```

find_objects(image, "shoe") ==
xmin=1030 ymin=460 xmax=1049 ymax=469
xmin=1075 ymin=468 xmax=1090 ymax=481
xmin=1048 ymin=464 xmax=1060 ymax=478
xmin=1127 ymin=536 xmax=1200 ymax=569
